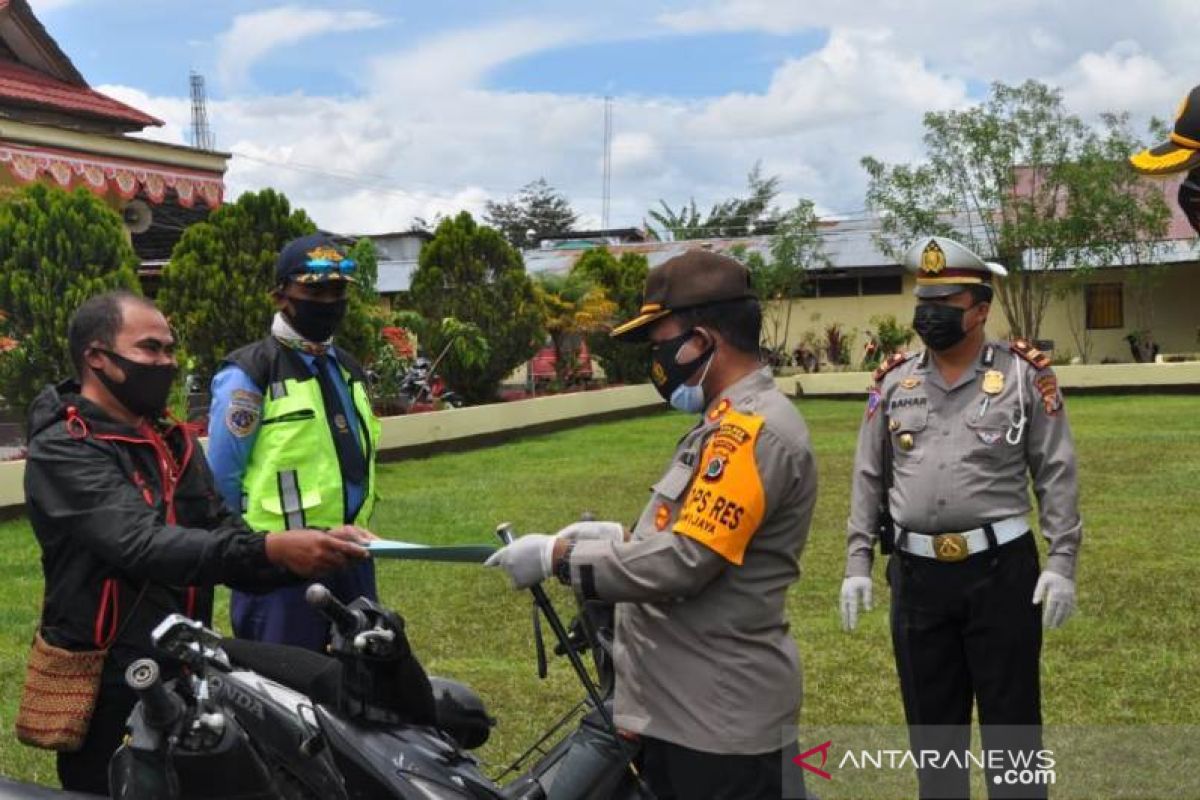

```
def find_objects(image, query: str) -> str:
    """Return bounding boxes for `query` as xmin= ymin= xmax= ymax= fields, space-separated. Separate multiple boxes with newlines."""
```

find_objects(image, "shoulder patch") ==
xmin=865 ymin=387 xmax=883 ymax=420
xmin=1010 ymin=339 xmax=1051 ymax=371
xmin=872 ymin=351 xmax=911 ymax=384
xmin=224 ymin=390 xmax=262 ymax=438
xmin=673 ymin=410 xmax=766 ymax=565
xmin=1033 ymin=374 xmax=1063 ymax=416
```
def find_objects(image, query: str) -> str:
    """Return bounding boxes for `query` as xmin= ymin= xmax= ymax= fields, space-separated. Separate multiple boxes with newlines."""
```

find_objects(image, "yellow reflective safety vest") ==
xmin=226 ymin=337 xmax=380 ymax=532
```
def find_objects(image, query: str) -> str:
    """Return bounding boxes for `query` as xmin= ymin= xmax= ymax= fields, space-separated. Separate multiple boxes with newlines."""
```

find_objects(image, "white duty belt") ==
xmin=896 ymin=515 xmax=1030 ymax=562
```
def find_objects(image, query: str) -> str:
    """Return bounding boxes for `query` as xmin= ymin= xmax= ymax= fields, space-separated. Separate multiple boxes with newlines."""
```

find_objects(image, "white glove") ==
xmin=484 ymin=534 xmax=556 ymax=589
xmin=556 ymin=520 xmax=625 ymax=544
xmin=1032 ymin=570 xmax=1076 ymax=629
xmin=840 ymin=576 xmax=874 ymax=632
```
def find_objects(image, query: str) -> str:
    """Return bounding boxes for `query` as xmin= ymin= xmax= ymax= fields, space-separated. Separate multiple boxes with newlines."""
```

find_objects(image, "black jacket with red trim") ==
xmin=24 ymin=381 xmax=291 ymax=684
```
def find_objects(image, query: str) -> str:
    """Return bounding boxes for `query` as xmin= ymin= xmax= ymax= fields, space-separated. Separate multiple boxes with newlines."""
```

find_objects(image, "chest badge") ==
xmin=654 ymin=502 xmax=671 ymax=531
xmin=898 ymin=433 xmax=915 ymax=451
xmin=889 ymin=418 xmax=901 ymax=432
xmin=900 ymin=377 xmax=921 ymax=390
xmin=702 ymin=456 xmax=727 ymax=482
xmin=982 ymin=369 xmax=1005 ymax=395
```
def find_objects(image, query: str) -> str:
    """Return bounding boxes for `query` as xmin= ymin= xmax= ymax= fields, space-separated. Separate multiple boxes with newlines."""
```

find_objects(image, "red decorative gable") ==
xmin=0 ymin=59 xmax=161 ymax=128
xmin=0 ymin=0 xmax=162 ymax=132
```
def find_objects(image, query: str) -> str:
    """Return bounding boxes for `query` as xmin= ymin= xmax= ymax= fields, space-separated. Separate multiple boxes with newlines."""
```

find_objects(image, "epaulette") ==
xmin=871 ymin=351 xmax=911 ymax=384
xmin=1010 ymin=339 xmax=1051 ymax=370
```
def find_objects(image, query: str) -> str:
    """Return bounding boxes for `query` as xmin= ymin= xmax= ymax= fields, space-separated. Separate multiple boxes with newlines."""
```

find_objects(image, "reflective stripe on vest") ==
xmin=240 ymin=362 xmax=380 ymax=532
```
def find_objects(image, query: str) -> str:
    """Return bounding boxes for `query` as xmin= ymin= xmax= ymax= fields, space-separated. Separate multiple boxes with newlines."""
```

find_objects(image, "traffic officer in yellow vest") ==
xmin=1130 ymin=82 xmax=1200 ymax=235
xmin=487 ymin=251 xmax=817 ymax=800
xmin=839 ymin=236 xmax=1081 ymax=799
xmin=207 ymin=233 xmax=381 ymax=650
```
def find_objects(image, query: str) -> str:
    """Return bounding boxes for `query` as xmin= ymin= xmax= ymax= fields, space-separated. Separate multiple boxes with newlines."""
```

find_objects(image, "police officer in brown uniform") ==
xmin=839 ymin=236 xmax=1081 ymax=799
xmin=488 ymin=251 xmax=818 ymax=800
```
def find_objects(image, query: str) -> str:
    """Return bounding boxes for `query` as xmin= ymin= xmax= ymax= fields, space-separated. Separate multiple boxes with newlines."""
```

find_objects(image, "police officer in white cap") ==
xmin=840 ymin=236 xmax=1082 ymax=799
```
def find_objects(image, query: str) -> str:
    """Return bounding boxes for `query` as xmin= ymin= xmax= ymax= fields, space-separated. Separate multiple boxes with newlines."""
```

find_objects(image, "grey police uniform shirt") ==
xmin=844 ymin=342 xmax=1082 ymax=580
xmin=568 ymin=368 xmax=817 ymax=755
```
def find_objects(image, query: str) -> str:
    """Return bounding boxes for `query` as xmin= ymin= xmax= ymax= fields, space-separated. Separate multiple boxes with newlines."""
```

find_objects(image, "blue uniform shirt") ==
xmin=207 ymin=346 xmax=366 ymax=521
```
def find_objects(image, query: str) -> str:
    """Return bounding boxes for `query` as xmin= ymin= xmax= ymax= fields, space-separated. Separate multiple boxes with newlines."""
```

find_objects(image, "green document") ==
xmin=367 ymin=540 xmax=496 ymax=563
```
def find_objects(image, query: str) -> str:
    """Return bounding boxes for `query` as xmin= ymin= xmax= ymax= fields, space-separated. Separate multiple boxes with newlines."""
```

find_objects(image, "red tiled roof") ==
xmin=0 ymin=58 xmax=161 ymax=127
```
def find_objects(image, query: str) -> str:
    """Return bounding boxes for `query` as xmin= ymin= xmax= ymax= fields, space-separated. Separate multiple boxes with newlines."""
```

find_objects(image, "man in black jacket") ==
xmin=23 ymin=290 xmax=372 ymax=795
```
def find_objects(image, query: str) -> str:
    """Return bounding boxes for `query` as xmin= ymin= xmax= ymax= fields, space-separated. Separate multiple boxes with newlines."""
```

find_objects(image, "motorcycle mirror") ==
xmin=151 ymin=614 xmax=225 ymax=668
xmin=306 ymin=583 xmax=367 ymax=636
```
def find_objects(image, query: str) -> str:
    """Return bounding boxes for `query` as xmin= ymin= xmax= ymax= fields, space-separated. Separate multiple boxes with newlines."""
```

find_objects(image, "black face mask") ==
xmin=649 ymin=330 xmax=714 ymax=404
xmin=95 ymin=349 xmax=178 ymax=419
xmin=1179 ymin=176 xmax=1200 ymax=236
xmin=287 ymin=297 xmax=348 ymax=342
xmin=913 ymin=303 xmax=969 ymax=352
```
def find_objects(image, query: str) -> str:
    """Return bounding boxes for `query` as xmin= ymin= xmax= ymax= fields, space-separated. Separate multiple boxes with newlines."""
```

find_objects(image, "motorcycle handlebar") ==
xmin=305 ymin=583 xmax=367 ymax=636
xmin=125 ymin=658 xmax=185 ymax=731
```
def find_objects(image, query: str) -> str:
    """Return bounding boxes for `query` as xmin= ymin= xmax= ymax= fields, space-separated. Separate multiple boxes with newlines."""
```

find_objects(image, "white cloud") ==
xmin=657 ymin=0 xmax=1199 ymax=90
xmin=1054 ymin=42 xmax=1181 ymax=120
xmin=95 ymin=84 xmax=192 ymax=146
xmin=216 ymin=6 xmax=388 ymax=89
xmin=659 ymin=0 xmax=825 ymax=36
xmin=368 ymin=18 xmax=582 ymax=93
xmin=609 ymin=132 xmax=661 ymax=175
xmin=691 ymin=28 xmax=965 ymax=138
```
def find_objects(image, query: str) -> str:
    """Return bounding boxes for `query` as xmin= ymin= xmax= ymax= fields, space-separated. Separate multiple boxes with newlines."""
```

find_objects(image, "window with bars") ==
xmin=1085 ymin=283 xmax=1123 ymax=330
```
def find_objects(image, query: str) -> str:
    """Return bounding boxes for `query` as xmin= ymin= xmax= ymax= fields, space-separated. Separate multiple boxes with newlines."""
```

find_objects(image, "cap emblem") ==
xmin=920 ymin=240 xmax=946 ymax=275
xmin=306 ymin=246 xmax=345 ymax=263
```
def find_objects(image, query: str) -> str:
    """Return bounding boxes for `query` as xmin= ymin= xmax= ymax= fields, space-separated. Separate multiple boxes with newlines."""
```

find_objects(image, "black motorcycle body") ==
xmin=3 ymin=528 xmax=644 ymax=799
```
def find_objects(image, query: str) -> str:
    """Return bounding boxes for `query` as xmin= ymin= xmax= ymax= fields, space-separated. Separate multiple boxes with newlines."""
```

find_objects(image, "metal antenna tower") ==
xmin=601 ymin=95 xmax=612 ymax=230
xmin=189 ymin=71 xmax=215 ymax=151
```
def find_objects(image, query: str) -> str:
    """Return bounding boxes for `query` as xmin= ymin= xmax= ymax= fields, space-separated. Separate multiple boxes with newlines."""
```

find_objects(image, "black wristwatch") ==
xmin=555 ymin=541 xmax=576 ymax=585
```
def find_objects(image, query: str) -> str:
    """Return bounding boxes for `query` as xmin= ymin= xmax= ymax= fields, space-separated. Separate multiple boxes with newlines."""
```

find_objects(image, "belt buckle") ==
xmin=933 ymin=533 xmax=969 ymax=562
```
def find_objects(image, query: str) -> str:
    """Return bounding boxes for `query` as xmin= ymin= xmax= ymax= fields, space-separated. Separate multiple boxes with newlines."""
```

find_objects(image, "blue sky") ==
xmin=28 ymin=1 xmax=1200 ymax=234
xmin=41 ymin=2 xmax=830 ymax=100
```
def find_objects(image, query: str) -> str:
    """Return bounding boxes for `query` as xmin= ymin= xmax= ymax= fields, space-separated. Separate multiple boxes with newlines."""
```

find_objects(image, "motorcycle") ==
xmin=5 ymin=524 xmax=649 ymax=799
xmin=399 ymin=351 xmax=464 ymax=412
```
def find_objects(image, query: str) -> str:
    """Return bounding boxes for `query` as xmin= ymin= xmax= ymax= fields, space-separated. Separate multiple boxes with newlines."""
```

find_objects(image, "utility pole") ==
xmin=601 ymin=95 xmax=612 ymax=230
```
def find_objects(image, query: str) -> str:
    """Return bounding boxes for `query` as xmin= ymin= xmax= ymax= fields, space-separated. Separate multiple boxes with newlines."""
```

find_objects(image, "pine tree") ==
xmin=484 ymin=178 xmax=579 ymax=248
xmin=157 ymin=189 xmax=323 ymax=382
xmin=0 ymin=184 xmax=140 ymax=418
xmin=408 ymin=211 xmax=541 ymax=401
xmin=571 ymin=248 xmax=651 ymax=384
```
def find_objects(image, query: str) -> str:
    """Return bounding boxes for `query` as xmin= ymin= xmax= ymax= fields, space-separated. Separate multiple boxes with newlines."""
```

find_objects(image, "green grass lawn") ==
xmin=1 ymin=395 xmax=1198 ymax=789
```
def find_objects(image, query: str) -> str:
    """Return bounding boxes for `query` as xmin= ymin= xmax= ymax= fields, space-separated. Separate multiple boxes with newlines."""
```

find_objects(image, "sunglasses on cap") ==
xmin=294 ymin=256 xmax=358 ymax=283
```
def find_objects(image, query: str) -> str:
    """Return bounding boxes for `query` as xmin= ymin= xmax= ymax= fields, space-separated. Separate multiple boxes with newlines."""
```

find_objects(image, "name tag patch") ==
xmin=889 ymin=396 xmax=927 ymax=410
